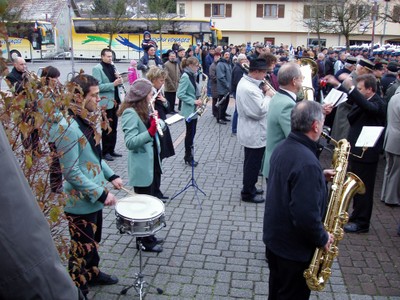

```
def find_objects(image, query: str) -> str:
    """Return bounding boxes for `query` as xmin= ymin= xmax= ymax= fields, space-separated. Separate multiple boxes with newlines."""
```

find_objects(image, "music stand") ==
xmin=171 ymin=117 xmax=205 ymax=209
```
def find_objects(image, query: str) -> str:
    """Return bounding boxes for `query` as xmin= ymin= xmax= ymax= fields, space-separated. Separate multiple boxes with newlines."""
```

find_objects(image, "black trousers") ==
xmin=217 ymin=94 xmax=230 ymax=120
xmin=241 ymin=147 xmax=265 ymax=200
xmin=267 ymin=250 xmax=311 ymax=300
xmin=184 ymin=119 xmax=197 ymax=159
xmin=49 ymin=142 xmax=63 ymax=193
xmin=348 ymin=159 xmax=378 ymax=228
xmin=164 ymin=91 xmax=176 ymax=113
xmin=102 ymin=105 xmax=119 ymax=155
xmin=66 ymin=210 xmax=103 ymax=293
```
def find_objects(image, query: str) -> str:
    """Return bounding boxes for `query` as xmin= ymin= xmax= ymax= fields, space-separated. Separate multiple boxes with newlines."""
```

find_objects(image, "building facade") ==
xmin=176 ymin=0 xmax=400 ymax=48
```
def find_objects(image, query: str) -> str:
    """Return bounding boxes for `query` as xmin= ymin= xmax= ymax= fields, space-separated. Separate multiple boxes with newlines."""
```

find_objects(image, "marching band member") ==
xmin=117 ymin=78 xmax=164 ymax=253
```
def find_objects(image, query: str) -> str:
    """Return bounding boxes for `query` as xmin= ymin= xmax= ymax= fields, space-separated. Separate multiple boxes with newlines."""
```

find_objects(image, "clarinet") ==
xmin=149 ymin=85 xmax=164 ymax=137
xmin=111 ymin=62 xmax=127 ymax=101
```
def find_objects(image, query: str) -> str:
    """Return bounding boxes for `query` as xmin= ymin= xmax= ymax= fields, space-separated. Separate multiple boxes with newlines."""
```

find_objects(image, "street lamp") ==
xmin=382 ymin=0 xmax=391 ymax=45
xmin=370 ymin=0 xmax=378 ymax=56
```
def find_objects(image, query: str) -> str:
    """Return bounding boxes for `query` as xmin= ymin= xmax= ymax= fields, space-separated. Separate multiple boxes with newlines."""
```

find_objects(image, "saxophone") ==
xmin=186 ymin=73 xmax=209 ymax=121
xmin=303 ymin=132 xmax=365 ymax=291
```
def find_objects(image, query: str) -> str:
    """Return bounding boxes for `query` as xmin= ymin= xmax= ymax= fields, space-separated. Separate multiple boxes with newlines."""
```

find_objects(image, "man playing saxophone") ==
xmin=263 ymin=100 xmax=334 ymax=300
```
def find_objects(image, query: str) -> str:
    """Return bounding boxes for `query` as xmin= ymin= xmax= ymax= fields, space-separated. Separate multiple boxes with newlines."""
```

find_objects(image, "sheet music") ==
xmin=355 ymin=126 xmax=385 ymax=148
xmin=165 ymin=113 xmax=184 ymax=125
xmin=323 ymin=88 xmax=347 ymax=107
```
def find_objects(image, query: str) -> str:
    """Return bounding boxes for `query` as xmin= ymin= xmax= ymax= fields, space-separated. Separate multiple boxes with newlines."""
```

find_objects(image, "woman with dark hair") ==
xmin=40 ymin=66 xmax=63 ymax=193
xmin=117 ymin=78 xmax=164 ymax=253
xmin=177 ymin=57 xmax=202 ymax=166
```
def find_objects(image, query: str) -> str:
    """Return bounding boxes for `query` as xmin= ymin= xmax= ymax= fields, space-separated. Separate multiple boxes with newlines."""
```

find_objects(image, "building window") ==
xmin=304 ymin=5 xmax=332 ymax=20
xmin=394 ymin=5 xmax=400 ymax=22
xmin=256 ymin=4 xmax=285 ymax=18
xmin=204 ymin=3 xmax=232 ymax=18
xmin=178 ymin=3 xmax=185 ymax=16
xmin=349 ymin=4 xmax=371 ymax=20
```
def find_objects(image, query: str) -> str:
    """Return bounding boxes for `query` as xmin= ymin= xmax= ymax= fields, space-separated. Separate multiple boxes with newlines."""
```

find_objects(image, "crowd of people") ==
xmin=2 ymin=35 xmax=400 ymax=299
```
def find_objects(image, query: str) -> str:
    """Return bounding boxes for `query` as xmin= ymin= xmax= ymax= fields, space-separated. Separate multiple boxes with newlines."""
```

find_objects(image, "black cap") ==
xmin=358 ymin=58 xmax=375 ymax=71
xmin=374 ymin=63 xmax=384 ymax=71
xmin=249 ymin=58 xmax=268 ymax=71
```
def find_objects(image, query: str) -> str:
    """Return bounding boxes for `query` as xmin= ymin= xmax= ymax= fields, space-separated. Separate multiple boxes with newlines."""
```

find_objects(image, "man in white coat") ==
xmin=236 ymin=58 xmax=274 ymax=203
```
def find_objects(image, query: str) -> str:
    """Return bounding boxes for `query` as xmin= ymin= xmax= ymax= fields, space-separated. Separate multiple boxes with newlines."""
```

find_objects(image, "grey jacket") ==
xmin=216 ymin=58 xmax=232 ymax=95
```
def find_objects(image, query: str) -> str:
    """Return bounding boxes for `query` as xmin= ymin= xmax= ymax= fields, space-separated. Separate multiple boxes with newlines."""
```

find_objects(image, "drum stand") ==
xmin=120 ymin=240 xmax=163 ymax=299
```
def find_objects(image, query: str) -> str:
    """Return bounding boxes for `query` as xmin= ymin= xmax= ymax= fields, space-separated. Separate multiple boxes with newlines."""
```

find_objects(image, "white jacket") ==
xmin=236 ymin=74 xmax=271 ymax=148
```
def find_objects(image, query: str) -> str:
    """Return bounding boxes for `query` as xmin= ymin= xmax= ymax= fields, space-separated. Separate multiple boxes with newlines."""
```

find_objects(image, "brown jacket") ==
xmin=164 ymin=60 xmax=181 ymax=92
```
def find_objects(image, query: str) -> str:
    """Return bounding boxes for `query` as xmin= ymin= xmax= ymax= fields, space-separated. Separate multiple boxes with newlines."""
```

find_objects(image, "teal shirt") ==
xmin=92 ymin=63 xmax=117 ymax=110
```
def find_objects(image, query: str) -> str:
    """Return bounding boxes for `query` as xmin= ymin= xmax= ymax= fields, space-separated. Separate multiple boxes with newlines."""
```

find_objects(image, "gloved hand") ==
xmin=148 ymin=117 xmax=157 ymax=137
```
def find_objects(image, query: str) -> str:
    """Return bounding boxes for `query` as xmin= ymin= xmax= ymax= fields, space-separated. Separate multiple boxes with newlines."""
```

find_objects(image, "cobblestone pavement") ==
xmin=86 ymin=100 xmax=400 ymax=300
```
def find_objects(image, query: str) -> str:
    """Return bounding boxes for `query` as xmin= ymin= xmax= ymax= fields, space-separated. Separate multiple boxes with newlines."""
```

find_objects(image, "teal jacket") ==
xmin=262 ymin=92 xmax=296 ymax=178
xmin=50 ymin=117 xmax=116 ymax=215
xmin=177 ymin=72 xmax=197 ymax=119
xmin=92 ymin=63 xmax=117 ymax=110
xmin=121 ymin=108 xmax=161 ymax=187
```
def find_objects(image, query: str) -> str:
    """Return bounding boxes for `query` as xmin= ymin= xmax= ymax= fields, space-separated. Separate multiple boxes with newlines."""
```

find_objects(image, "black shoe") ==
xmin=184 ymin=159 xmax=198 ymax=167
xmin=217 ymin=119 xmax=227 ymax=125
xmin=344 ymin=222 xmax=369 ymax=233
xmin=156 ymin=238 xmax=165 ymax=244
xmin=385 ymin=203 xmax=400 ymax=207
xmin=256 ymin=188 xmax=264 ymax=195
xmin=221 ymin=117 xmax=231 ymax=122
xmin=138 ymin=243 xmax=163 ymax=253
xmin=242 ymin=194 xmax=265 ymax=203
xmin=225 ymin=113 xmax=231 ymax=117
xmin=110 ymin=152 xmax=123 ymax=157
xmin=103 ymin=153 xmax=114 ymax=161
xmin=90 ymin=271 xmax=119 ymax=285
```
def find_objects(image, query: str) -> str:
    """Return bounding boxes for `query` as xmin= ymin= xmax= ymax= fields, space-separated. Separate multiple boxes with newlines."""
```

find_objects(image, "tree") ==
xmin=0 ymin=0 xmax=25 ymax=61
xmin=146 ymin=0 xmax=176 ymax=53
xmin=305 ymin=0 xmax=372 ymax=48
xmin=90 ymin=0 xmax=135 ymax=51
xmin=380 ymin=0 xmax=400 ymax=24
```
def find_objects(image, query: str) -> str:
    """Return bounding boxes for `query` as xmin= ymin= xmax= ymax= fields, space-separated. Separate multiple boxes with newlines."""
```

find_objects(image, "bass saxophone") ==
xmin=303 ymin=132 xmax=365 ymax=291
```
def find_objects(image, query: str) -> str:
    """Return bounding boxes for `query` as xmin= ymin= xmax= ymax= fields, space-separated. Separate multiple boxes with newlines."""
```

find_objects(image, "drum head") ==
xmin=116 ymin=195 xmax=165 ymax=221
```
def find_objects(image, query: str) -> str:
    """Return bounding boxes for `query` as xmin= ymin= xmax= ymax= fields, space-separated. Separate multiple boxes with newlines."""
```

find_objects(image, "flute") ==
xmin=149 ymin=85 xmax=164 ymax=137
xmin=111 ymin=62 xmax=127 ymax=100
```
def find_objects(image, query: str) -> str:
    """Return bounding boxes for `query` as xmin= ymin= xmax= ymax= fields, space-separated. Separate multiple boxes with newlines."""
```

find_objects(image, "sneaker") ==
xmin=90 ymin=271 xmax=118 ymax=285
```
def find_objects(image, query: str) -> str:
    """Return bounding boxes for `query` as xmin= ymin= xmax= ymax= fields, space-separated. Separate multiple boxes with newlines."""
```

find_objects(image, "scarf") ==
xmin=101 ymin=61 xmax=120 ymax=103
xmin=183 ymin=67 xmax=200 ymax=97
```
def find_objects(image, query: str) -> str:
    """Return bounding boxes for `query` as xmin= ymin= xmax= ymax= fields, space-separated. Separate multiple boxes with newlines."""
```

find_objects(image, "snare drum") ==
xmin=115 ymin=195 xmax=166 ymax=237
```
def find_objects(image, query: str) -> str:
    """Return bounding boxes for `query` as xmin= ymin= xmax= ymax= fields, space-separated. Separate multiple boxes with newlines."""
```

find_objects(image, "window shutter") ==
xmin=304 ymin=5 xmax=310 ymax=19
xmin=205 ymin=4 xmax=211 ymax=17
xmin=325 ymin=6 xmax=332 ymax=19
xmin=394 ymin=5 xmax=400 ymax=23
xmin=278 ymin=5 xmax=285 ymax=18
xmin=256 ymin=4 xmax=263 ymax=18
xmin=226 ymin=4 xmax=232 ymax=17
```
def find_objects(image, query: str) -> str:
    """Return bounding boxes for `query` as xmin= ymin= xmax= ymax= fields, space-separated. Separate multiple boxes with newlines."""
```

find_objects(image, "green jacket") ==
xmin=50 ymin=117 xmax=116 ymax=215
xmin=177 ymin=72 xmax=197 ymax=119
xmin=262 ymin=92 xmax=296 ymax=178
xmin=92 ymin=63 xmax=117 ymax=110
xmin=121 ymin=108 xmax=161 ymax=187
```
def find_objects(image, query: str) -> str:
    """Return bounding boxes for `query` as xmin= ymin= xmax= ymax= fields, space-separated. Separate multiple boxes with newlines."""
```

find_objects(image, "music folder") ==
xmin=165 ymin=114 xmax=184 ymax=125
xmin=323 ymin=88 xmax=348 ymax=107
xmin=355 ymin=126 xmax=385 ymax=148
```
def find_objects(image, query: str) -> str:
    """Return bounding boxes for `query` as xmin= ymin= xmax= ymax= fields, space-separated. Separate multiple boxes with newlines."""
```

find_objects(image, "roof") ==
xmin=12 ymin=0 xmax=80 ymax=23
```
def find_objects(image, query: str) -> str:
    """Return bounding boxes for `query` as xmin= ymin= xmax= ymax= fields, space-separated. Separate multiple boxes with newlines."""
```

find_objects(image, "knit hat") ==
xmin=130 ymin=60 xmax=137 ymax=66
xmin=125 ymin=78 xmax=153 ymax=102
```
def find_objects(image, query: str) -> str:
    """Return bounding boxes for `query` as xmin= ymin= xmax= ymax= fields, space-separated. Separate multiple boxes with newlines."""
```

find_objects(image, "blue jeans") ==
xmin=232 ymin=100 xmax=238 ymax=134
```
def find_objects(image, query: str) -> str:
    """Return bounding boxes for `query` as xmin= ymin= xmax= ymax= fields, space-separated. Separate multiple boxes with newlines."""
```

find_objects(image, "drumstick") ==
xmin=120 ymin=186 xmax=137 ymax=197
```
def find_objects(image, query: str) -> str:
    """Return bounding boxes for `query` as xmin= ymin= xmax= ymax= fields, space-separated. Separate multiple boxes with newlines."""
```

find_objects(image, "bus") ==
xmin=70 ymin=18 xmax=213 ymax=60
xmin=1 ymin=21 xmax=57 ymax=60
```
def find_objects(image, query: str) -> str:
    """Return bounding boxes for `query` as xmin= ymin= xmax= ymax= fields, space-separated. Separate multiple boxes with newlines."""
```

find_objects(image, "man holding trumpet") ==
xmin=236 ymin=58 xmax=274 ymax=203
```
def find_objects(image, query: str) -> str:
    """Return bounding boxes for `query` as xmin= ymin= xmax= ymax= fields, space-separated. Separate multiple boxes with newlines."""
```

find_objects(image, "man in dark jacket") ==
xmin=216 ymin=50 xmax=232 ymax=124
xmin=230 ymin=53 xmax=249 ymax=134
xmin=326 ymin=74 xmax=386 ymax=233
xmin=263 ymin=100 xmax=334 ymax=300
xmin=6 ymin=57 xmax=26 ymax=94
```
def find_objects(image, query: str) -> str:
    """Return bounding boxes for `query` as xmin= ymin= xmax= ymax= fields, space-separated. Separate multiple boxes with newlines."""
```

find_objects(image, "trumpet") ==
xmin=242 ymin=63 xmax=276 ymax=95
xmin=149 ymin=85 xmax=164 ymax=137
